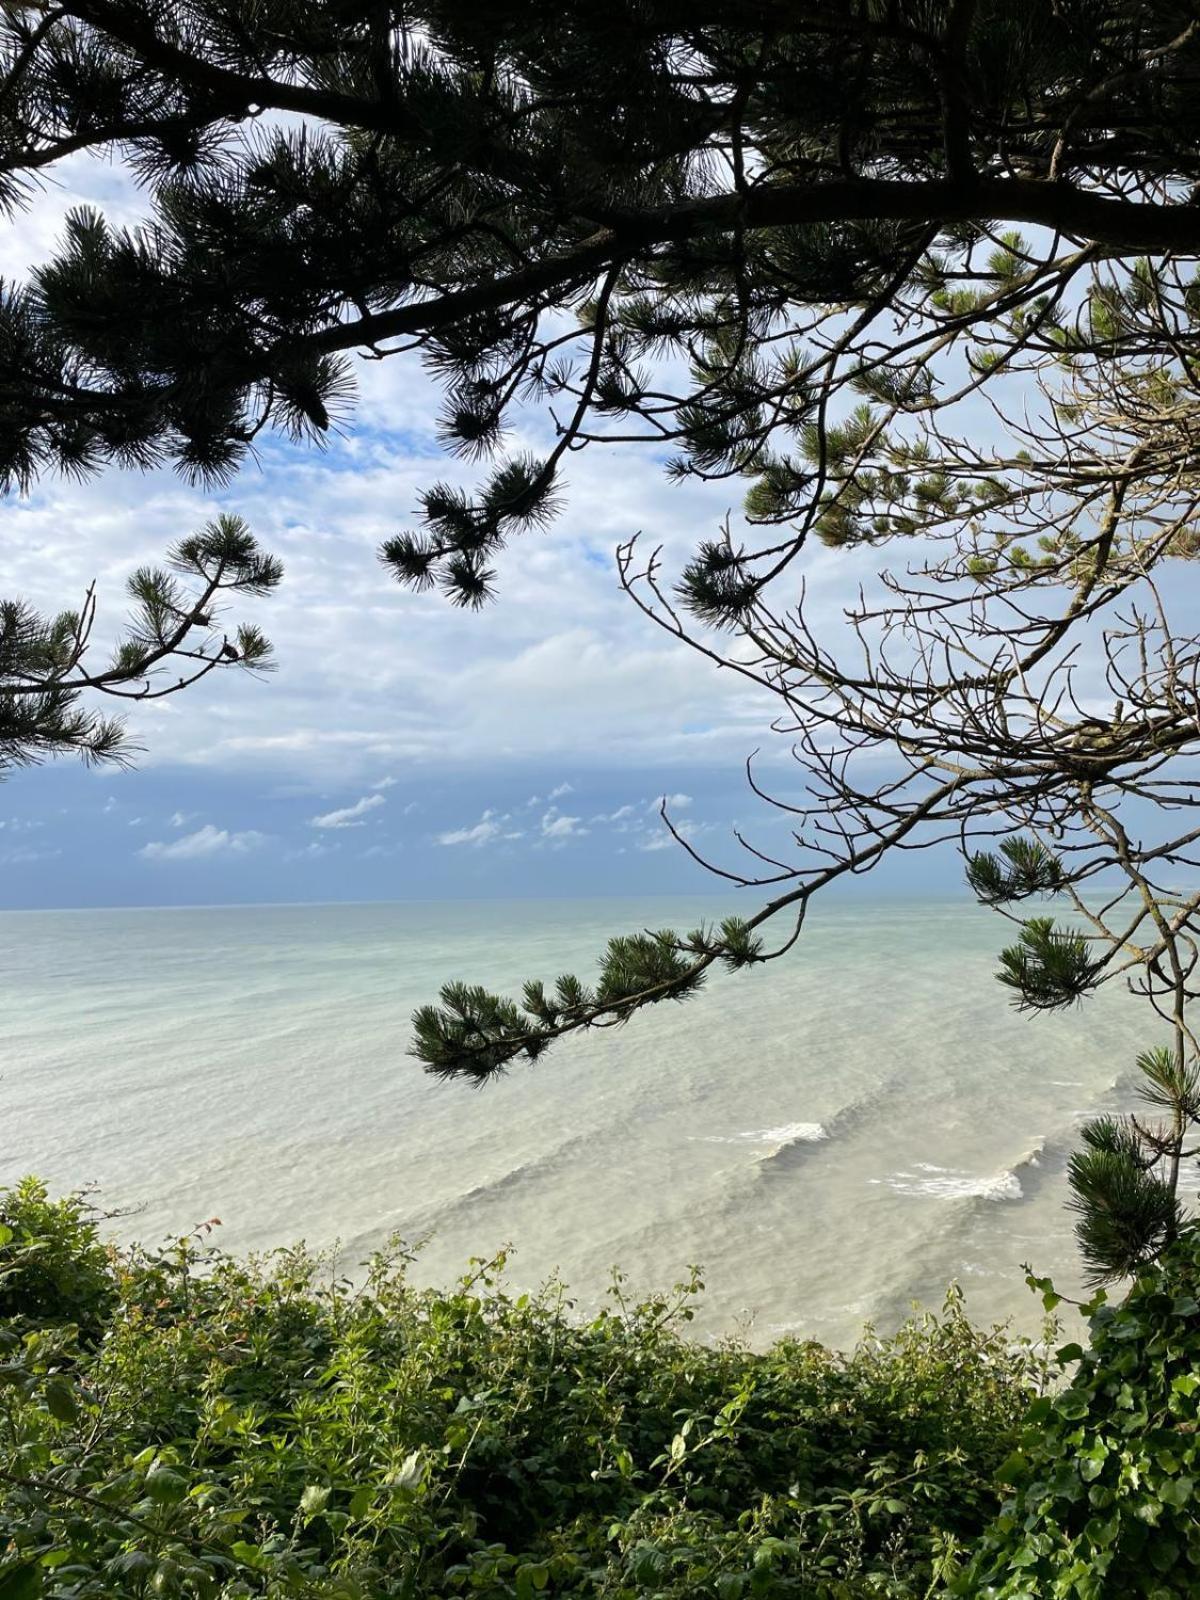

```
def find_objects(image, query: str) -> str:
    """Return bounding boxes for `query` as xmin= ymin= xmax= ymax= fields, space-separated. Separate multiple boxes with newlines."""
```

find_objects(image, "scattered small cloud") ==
xmin=370 ymin=776 xmax=398 ymax=791
xmin=637 ymin=818 xmax=709 ymax=853
xmin=437 ymin=808 xmax=522 ymax=848
xmin=310 ymin=793 xmax=386 ymax=830
xmin=287 ymin=840 xmax=339 ymax=861
xmin=140 ymin=825 xmax=265 ymax=862
xmin=541 ymin=807 xmax=587 ymax=840
xmin=548 ymin=781 xmax=575 ymax=800
xmin=169 ymin=810 xmax=196 ymax=828
xmin=591 ymin=803 xmax=638 ymax=824
xmin=438 ymin=819 xmax=503 ymax=847
xmin=0 ymin=845 xmax=61 ymax=865
xmin=661 ymin=793 xmax=693 ymax=810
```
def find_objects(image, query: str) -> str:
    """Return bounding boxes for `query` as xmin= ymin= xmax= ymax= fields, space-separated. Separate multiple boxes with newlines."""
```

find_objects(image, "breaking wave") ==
xmin=700 ymin=1121 xmax=828 ymax=1150
xmin=870 ymin=1142 xmax=1046 ymax=1203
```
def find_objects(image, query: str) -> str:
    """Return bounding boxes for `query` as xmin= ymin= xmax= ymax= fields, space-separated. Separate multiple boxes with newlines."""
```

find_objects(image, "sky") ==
xmin=0 ymin=154 xmax=954 ymax=910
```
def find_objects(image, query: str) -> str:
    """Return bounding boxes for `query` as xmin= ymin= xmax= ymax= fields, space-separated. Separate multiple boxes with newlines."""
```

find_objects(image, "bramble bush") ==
xmin=7 ymin=1182 xmax=1200 ymax=1596
xmin=0 ymin=1180 xmax=1046 ymax=1599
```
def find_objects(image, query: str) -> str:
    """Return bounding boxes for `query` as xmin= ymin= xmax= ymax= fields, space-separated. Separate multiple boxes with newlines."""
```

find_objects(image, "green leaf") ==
xmin=43 ymin=1377 xmax=78 ymax=1424
xmin=229 ymin=1542 xmax=269 ymax=1571
xmin=144 ymin=1468 xmax=186 ymax=1505
xmin=995 ymin=1452 xmax=1029 ymax=1485
xmin=1054 ymin=1389 xmax=1091 ymax=1421
xmin=0 ymin=1564 xmax=41 ymax=1600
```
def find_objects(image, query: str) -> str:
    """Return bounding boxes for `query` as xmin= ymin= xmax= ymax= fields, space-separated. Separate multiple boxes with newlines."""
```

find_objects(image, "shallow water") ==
xmin=1 ymin=895 xmax=1156 ymax=1346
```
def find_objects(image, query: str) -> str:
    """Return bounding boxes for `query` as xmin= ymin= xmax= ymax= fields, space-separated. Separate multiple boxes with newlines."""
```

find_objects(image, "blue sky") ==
xmin=1 ymin=156 xmax=960 ymax=910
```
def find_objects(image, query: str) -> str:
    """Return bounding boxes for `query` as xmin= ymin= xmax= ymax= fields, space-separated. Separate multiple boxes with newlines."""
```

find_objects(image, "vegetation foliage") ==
xmin=8 ymin=1183 xmax=1200 ymax=1596
xmin=0 ymin=1180 xmax=1049 ymax=1600
xmin=963 ymin=1244 xmax=1200 ymax=1597
xmin=0 ymin=515 xmax=280 ymax=774
xmin=6 ymin=7 xmax=1200 ymax=1577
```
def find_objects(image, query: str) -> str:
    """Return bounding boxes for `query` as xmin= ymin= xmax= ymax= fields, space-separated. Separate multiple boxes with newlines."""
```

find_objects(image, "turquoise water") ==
xmin=1 ymin=895 xmax=1156 ymax=1345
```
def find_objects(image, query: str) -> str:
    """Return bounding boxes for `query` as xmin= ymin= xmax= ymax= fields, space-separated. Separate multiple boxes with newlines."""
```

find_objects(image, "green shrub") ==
xmin=0 ymin=1185 xmax=1046 ymax=1599
xmin=961 ymin=1227 xmax=1200 ymax=1597
xmin=0 ymin=1176 xmax=116 ymax=1337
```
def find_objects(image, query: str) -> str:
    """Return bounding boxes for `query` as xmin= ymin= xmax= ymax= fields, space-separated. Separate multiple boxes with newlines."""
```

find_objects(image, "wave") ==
xmin=389 ymin=1125 xmax=605 ymax=1237
xmin=699 ymin=1121 xmax=828 ymax=1149
xmin=753 ymin=1086 xmax=903 ymax=1173
xmin=870 ymin=1140 xmax=1046 ymax=1203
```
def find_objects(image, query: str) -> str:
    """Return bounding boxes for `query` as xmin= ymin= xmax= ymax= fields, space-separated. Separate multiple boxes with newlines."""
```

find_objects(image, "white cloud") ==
xmin=0 ymin=155 xmax=810 ymax=792
xmin=592 ymin=803 xmax=638 ymax=824
xmin=541 ymin=808 xmax=587 ymax=840
xmin=169 ymin=810 xmax=195 ymax=828
xmin=286 ymin=840 xmax=339 ymax=861
xmin=0 ymin=845 xmax=61 ymax=865
xmin=637 ymin=819 xmax=709 ymax=853
xmin=661 ymin=793 xmax=693 ymax=809
xmin=437 ymin=808 xmax=522 ymax=847
xmin=370 ymin=776 xmax=398 ymax=790
xmin=547 ymin=781 xmax=575 ymax=799
xmin=310 ymin=793 xmax=385 ymax=829
xmin=438 ymin=819 xmax=502 ymax=847
xmin=140 ymin=824 xmax=265 ymax=861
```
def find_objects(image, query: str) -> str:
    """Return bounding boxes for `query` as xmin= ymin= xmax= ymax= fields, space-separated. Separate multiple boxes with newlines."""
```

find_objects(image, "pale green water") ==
xmin=1 ymin=895 xmax=1159 ymax=1345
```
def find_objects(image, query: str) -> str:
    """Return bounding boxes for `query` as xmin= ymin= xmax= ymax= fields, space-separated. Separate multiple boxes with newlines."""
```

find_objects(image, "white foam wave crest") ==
xmin=871 ymin=1170 xmax=1023 ymax=1201
xmin=870 ymin=1149 xmax=1040 ymax=1202
xmin=701 ymin=1121 xmax=828 ymax=1147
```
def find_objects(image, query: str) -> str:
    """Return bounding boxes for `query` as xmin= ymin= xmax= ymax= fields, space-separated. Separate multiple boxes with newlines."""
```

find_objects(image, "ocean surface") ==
xmin=2 ymin=895 xmax=1161 ymax=1347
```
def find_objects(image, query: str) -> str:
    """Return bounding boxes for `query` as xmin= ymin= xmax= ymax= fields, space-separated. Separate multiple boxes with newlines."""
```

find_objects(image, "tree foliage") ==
xmin=967 ymin=837 xmax=1200 ymax=1284
xmin=2 ymin=2 xmax=1199 ymax=596
xmin=0 ymin=515 xmax=281 ymax=773
xmin=7 ymin=1 xmax=1200 ymax=1299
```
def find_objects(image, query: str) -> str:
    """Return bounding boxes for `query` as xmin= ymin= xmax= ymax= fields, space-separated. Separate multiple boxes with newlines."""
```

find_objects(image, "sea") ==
xmin=1 ymin=894 xmax=1162 ymax=1348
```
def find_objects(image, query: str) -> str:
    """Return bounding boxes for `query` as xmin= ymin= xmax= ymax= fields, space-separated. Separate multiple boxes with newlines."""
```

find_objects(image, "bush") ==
xmin=0 ymin=1185 xmax=1046 ymax=1599
xmin=961 ymin=1227 xmax=1200 ymax=1597
xmin=0 ymin=1176 xmax=116 ymax=1337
